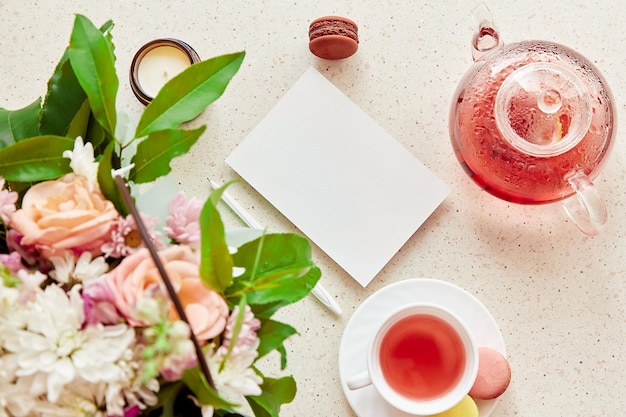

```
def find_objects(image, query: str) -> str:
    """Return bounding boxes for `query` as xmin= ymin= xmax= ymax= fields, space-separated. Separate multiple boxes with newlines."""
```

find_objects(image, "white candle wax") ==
xmin=137 ymin=45 xmax=191 ymax=98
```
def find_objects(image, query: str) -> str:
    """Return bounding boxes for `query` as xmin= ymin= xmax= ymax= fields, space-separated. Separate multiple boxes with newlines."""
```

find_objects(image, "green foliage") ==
xmin=65 ymin=99 xmax=92 ymax=140
xmin=0 ymin=135 xmax=74 ymax=182
xmin=247 ymin=376 xmax=297 ymax=417
xmin=0 ymin=21 xmax=113 ymax=151
xmin=0 ymin=98 xmax=42 ymax=148
xmin=40 ymin=20 xmax=113 ymax=137
xmin=97 ymin=141 xmax=128 ymax=216
xmin=0 ymin=13 xmax=316 ymax=417
xmin=219 ymin=295 xmax=249 ymax=368
xmin=188 ymin=188 xmax=320 ymax=415
xmin=228 ymin=233 xmax=321 ymax=306
xmin=226 ymin=232 xmax=321 ymax=375
xmin=148 ymin=382 xmax=182 ymax=417
xmin=129 ymin=126 xmax=206 ymax=184
xmin=199 ymin=186 xmax=234 ymax=293
xmin=39 ymin=50 xmax=87 ymax=137
xmin=135 ymin=52 xmax=245 ymax=138
xmin=182 ymin=370 xmax=236 ymax=410
xmin=256 ymin=319 xmax=297 ymax=368
xmin=0 ymin=15 xmax=245 ymax=203
xmin=68 ymin=14 xmax=118 ymax=136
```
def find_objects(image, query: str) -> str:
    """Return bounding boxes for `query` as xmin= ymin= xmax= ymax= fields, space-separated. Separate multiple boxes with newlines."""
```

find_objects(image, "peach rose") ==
xmin=106 ymin=245 xmax=229 ymax=340
xmin=9 ymin=173 xmax=117 ymax=258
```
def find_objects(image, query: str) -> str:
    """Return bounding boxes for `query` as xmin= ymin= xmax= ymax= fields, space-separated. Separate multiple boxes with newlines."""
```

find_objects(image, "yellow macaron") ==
xmin=430 ymin=395 xmax=478 ymax=417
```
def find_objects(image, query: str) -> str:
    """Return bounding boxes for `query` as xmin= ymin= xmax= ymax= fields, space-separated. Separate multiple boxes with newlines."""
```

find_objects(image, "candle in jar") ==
xmin=136 ymin=45 xmax=192 ymax=98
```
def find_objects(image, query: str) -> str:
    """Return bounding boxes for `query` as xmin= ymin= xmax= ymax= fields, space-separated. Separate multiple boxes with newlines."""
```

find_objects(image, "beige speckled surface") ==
xmin=1 ymin=1 xmax=625 ymax=416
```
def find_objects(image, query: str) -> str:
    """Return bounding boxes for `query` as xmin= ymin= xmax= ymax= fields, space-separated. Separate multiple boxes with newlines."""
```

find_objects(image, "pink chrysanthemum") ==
xmin=82 ymin=277 xmax=121 ymax=325
xmin=102 ymin=214 xmax=164 ymax=258
xmin=0 ymin=178 xmax=18 ymax=224
xmin=164 ymin=191 xmax=202 ymax=249
xmin=0 ymin=252 xmax=22 ymax=274
xmin=217 ymin=305 xmax=261 ymax=357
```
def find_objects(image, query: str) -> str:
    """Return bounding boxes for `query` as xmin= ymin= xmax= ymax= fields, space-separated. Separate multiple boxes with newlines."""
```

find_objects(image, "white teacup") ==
xmin=346 ymin=302 xmax=478 ymax=415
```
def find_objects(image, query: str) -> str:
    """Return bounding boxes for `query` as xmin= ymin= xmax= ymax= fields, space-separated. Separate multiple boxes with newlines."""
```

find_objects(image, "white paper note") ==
xmin=226 ymin=67 xmax=449 ymax=286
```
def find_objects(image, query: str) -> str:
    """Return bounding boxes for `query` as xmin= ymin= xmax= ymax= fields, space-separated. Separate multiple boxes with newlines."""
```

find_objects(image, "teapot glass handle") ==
xmin=560 ymin=171 xmax=607 ymax=236
xmin=471 ymin=3 xmax=504 ymax=61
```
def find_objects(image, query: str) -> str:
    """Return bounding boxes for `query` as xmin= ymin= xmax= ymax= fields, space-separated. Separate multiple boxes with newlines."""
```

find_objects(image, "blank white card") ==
xmin=226 ymin=67 xmax=449 ymax=286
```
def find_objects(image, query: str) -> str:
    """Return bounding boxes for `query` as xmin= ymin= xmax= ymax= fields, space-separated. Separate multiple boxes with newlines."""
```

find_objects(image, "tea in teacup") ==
xmin=346 ymin=303 xmax=477 ymax=415
xmin=379 ymin=313 xmax=467 ymax=400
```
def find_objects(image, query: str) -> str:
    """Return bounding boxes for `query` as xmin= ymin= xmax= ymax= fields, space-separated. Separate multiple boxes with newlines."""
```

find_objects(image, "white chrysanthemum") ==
xmin=14 ymin=269 xmax=46 ymax=304
xmin=0 ymin=280 xmax=21 ymax=318
xmin=0 ymin=282 xmax=27 ymax=348
xmin=62 ymin=137 xmax=98 ymax=184
xmin=29 ymin=378 xmax=148 ymax=417
xmin=6 ymin=284 xmax=136 ymax=403
xmin=207 ymin=338 xmax=263 ymax=399
xmin=31 ymin=348 xmax=160 ymax=417
xmin=0 ymin=347 xmax=35 ymax=417
xmin=49 ymin=252 xmax=108 ymax=285
xmin=30 ymin=379 xmax=105 ymax=417
xmin=0 ymin=372 xmax=36 ymax=417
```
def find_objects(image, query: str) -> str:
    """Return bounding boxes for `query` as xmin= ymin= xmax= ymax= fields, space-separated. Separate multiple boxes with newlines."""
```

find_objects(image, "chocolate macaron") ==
xmin=308 ymin=16 xmax=359 ymax=60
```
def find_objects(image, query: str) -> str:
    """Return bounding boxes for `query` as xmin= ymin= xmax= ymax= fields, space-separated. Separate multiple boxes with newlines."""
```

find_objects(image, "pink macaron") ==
xmin=469 ymin=347 xmax=512 ymax=400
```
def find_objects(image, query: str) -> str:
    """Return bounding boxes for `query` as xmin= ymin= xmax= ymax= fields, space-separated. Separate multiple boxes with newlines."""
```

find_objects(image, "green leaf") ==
xmin=199 ymin=188 xmax=233 ymax=292
xmin=85 ymin=112 xmax=109 ymax=155
xmin=39 ymin=51 xmax=87 ymax=137
xmin=256 ymin=319 xmax=297 ymax=367
xmin=246 ymin=376 xmax=297 ymax=417
xmin=214 ymin=411 xmax=247 ymax=417
xmin=128 ymin=126 xmax=206 ymax=184
xmin=135 ymin=51 xmax=245 ymax=138
xmin=149 ymin=382 xmax=183 ymax=417
xmin=227 ymin=234 xmax=320 ymax=306
xmin=97 ymin=140 xmax=127 ymax=216
xmin=249 ymin=300 xmax=286 ymax=320
xmin=219 ymin=295 xmax=248 ymax=368
xmin=0 ymin=135 xmax=73 ymax=181
xmin=65 ymin=99 xmax=91 ymax=140
xmin=0 ymin=98 xmax=42 ymax=149
xmin=182 ymin=367 xmax=235 ymax=410
xmin=69 ymin=14 xmax=117 ymax=136
xmin=40 ymin=19 xmax=113 ymax=137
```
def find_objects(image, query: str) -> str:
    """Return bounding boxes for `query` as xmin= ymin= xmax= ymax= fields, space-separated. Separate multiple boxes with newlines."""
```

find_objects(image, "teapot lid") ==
xmin=495 ymin=62 xmax=592 ymax=157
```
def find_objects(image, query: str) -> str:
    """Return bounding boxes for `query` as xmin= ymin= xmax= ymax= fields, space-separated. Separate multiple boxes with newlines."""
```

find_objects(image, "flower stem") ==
xmin=114 ymin=176 xmax=216 ymax=391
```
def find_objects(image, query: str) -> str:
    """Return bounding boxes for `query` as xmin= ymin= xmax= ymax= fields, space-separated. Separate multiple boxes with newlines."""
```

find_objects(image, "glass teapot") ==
xmin=449 ymin=5 xmax=616 ymax=235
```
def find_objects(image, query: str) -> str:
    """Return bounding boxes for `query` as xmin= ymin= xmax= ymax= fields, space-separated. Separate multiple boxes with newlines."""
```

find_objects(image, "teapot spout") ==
xmin=471 ymin=3 xmax=503 ymax=61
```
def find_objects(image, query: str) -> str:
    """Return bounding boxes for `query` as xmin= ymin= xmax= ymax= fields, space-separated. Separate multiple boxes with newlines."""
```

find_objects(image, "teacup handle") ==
xmin=346 ymin=370 xmax=372 ymax=390
xmin=560 ymin=171 xmax=607 ymax=236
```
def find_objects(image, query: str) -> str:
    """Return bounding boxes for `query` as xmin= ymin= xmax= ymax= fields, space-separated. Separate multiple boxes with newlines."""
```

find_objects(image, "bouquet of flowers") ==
xmin=0 ymin=15 xmax=320 ymax=417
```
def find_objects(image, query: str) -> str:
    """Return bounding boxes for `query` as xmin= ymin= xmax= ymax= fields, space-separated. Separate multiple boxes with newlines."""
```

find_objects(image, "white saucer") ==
xmin=338 ymin=278 xmax=506 ymax=417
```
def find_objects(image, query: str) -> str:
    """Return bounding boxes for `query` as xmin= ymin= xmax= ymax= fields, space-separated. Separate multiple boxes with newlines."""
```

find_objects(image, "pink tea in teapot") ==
xmin=450 ymin=42 xmax=615 ymax=205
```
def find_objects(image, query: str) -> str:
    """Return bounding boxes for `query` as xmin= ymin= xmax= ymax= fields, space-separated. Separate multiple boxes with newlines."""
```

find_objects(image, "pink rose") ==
xmin=9 ymin=173 xmax=117 ymax=258
xmin=106 ymin=245 xmax=229 ymax=340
